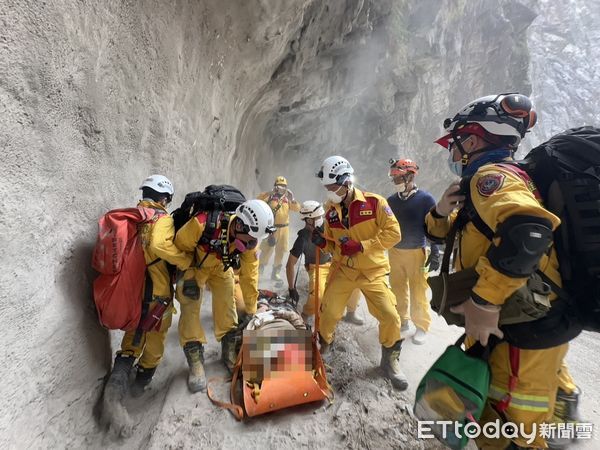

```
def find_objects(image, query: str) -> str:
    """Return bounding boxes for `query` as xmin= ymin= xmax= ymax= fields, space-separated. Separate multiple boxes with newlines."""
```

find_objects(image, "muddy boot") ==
xmin=400 ymin=321 xmax=410 ymax=333
xmin=221 ymin=330 xmax=241 ymax=373
xmin=343 ymin=310 xmax=364 ymax=325
xmin=183 ymin=341 xmax=206 ymax=393
xmin=102 ymin=354 xmax=135 ymax=437
xmin=271 ymin=265 xmax=282 ymax=281
xmin=412 ymin=328 xmax=427 ymax=345
xmin=130 ymin=365 xmax=156 ymax=398
xmin=380 ymin=340 xmax=408 ymax=391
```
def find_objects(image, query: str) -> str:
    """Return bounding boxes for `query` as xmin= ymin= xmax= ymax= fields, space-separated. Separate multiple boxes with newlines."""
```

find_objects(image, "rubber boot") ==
xmin=221 ymin=330 xmax=241 ymax=373
xmin=102 ymin=354 xmax=135 ymax=437
xmin=343 ymin=310 xmax=364 ymax=325
xmin=130 ymin=365 xmax=156 ymax=398
xmin=271 ymin=265 xmax=282 ymax=281
xmin=380 ymin=340 xmax=408 ymax=391
xmin=547 ymin=387 xmax=582 ymax=449
xmin=183 ymin=341 xmax=206 ymax=393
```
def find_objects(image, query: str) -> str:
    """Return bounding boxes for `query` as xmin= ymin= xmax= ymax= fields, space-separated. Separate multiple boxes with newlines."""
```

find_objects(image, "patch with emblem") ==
xmin=359 ymin=210 xmax=373 ymax=216
xmin=383 ymin=206 xmax=394 ymax=216
xmin=476 ymin=174 xmax=505 ymax=197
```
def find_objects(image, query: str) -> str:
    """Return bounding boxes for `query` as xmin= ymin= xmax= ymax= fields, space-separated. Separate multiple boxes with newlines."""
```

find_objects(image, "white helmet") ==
xmin=235 ymin=199 xmax=275 ymax=239
xmin=299 ymin=200 xmax=325 ymax=219
xmin=139 ymin=174 xmax=174 ymax=195
xmin=436 ymin=94 xmax=537 ymax=149
xmin=316 ymin=156 xmax=354 ymax=186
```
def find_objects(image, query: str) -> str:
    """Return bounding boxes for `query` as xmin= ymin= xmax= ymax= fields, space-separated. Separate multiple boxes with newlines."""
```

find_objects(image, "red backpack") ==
xmin=92 ymin=207 xmax=164 ymax=331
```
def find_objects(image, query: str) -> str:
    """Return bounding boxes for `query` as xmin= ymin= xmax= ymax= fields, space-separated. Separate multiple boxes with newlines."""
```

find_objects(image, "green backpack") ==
xmin=414 ymin=335 xmax=492 ymax=450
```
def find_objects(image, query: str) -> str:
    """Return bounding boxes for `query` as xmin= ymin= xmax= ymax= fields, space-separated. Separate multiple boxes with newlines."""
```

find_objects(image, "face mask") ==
xmin=395 ymin=183 xmax=407 ymax=193
xmin=447 ymin=152 xmax=463 ymax=177
xmin=326 ymin=186 xmax=346 ymax=203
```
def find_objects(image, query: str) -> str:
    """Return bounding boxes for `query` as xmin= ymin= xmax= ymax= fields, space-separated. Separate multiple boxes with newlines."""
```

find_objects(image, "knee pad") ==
xmin=487 ymin=215 xmax=553 ymax=278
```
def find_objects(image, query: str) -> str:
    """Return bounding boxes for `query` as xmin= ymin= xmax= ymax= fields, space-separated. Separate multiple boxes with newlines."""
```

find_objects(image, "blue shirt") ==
xmin=387 ymin=189 xmax=436 ymax=249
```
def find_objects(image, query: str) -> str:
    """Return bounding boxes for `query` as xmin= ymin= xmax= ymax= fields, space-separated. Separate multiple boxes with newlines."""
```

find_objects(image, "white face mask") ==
xmin=326 ymin=186 xmax=346 ymax=204
xmin=395 ymin=183 xmax=407 ymax=193
xmin=447 ymin=152 xmax=463 ymax=177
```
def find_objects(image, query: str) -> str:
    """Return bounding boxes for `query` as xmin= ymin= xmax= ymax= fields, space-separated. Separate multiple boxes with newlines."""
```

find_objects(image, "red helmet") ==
xmin=389 ymin=158 xmax=419 ymax=177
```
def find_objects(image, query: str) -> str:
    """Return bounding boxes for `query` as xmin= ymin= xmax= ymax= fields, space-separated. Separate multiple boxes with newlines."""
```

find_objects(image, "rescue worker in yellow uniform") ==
xmin=387 ymin=158 xmax=440 ymax=344
xmin=313 ymin=156 xmax=408 ymax=390
xmin=285 ymin=200 xmax=363 ymax=324
xmin=174 ymin=199 xmax=275 ymax=393
xmin=427 ymin=94 xmax=579 ymax=449
xmin=104 ymin=175 xmax=192 ymax=435
xmin=258 ymin=176 xmax=301 ymax=281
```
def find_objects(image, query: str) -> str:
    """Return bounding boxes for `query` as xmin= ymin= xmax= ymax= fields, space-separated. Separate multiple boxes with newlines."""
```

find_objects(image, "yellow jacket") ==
xmin=257 ymin=191 xmax=300 ymax=226
xmin=139 ymin=200 xmax=193 ymax=297
xmin=322 ymin=188 xmax=401 ymax=281
xmin=174 ymin=211 xmax=259 ymax=310
xmin=425 ymin=163 xmax=561 ymax=306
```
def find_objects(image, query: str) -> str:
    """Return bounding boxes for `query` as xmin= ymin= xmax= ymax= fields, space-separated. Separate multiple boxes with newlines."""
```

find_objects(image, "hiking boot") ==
xmin=400 ymin=321 xmax=410 ymax=333
xmin=102 ymin=354 xmax=136 ymax=437
xmin=412 ymin=328 xmax=427 ymax=345
xmin=105 ymin=354 xmax=135 ymax=401
xmin=130 ymin=365 xmax=156 ymax=397
xmin=343 ymin=310 xmax=364 ymax=325
xmin=547 ymin=387 xmax=582 ymax=449
xmin=380 ymin=340 xmax=408 ymax=391
xmin=221 ymin=330 xmax=241 ymax=373
xmin=271 ymin=265 xmax=282 ymax=281
xmin=183 ymin=341 xmax=206 ymax=393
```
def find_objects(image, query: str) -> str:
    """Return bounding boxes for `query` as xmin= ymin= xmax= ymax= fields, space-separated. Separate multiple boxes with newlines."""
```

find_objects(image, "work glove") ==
xmin=286 ymin=189 xmax=296 ymax=202
xmin=435 ymin=180 xmax=466 ymax=217
xmin=311 ymin=227 xmax=327 ymax=248
xmin=340 ymin=239 xmax=362 ymax=256
xmin=288 ymin=288 xmax=300 ymax=305
xmin=450 ymin=297 xmax=504 ymax=346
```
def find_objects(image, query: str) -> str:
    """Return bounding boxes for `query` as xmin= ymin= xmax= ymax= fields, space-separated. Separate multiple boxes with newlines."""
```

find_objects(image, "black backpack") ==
xmin=462 ymin=126 xmax=600 ymax=336
xmin=172 ymin=184 xmax=246 ymax=232
xmin=519 ymin=126 xmax=600 ymax=332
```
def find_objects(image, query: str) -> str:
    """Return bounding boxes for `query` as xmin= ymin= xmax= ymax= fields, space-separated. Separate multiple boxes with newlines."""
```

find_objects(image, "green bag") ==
xmin=414 ymin=335 xmax=492 ymax=450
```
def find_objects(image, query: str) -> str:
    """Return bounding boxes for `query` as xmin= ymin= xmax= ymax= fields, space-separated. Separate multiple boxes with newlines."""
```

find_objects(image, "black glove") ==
xmin=426 ymin=252 xmax=440 ymax=272
xmin=311 ymin=227 xmax=326 ymax=248
xmin=288 ymin=288 xmax=300 ymax=305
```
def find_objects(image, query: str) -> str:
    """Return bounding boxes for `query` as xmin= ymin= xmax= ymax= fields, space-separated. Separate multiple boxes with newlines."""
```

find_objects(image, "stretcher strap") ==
xmin=206 ymin=352 xmax=245 ymax=420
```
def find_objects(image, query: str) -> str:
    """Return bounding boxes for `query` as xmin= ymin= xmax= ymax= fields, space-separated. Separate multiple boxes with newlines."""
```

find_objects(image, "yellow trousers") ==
xmin=557 ymin=361 xmax=577 ymax=394
xmin=388 ymin=247 xmax=431 ymax=332
xmin=119 ymin=301 xmax=174 ymax=369
xmin=176 ymin=265 xmax=238 ymax=346
xmin=259 ymin=225 xmax=289 ymax=268
xmin=303 ymin=263 xmax=360 ymax=316
xmin=319 ymin=268 xmax=401 ymax=347
xmin=473 ymin=341 xmax=569 ymax=449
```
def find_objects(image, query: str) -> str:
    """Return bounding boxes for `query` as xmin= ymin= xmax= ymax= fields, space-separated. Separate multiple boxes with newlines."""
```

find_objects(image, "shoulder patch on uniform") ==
xmin=384 ymin=206 xmax=394 ymax=216
xmin=476 ymin=173 xmax=505 ymax=197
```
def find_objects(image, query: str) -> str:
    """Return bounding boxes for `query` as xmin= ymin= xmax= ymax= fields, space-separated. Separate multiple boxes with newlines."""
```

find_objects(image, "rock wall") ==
xmin=2 ymin=0 xmax=599 ymax=446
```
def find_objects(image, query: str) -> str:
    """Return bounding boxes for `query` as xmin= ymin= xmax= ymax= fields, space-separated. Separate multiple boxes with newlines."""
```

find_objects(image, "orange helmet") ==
xmin=389 ymin=158 xmax=419 ymax=177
